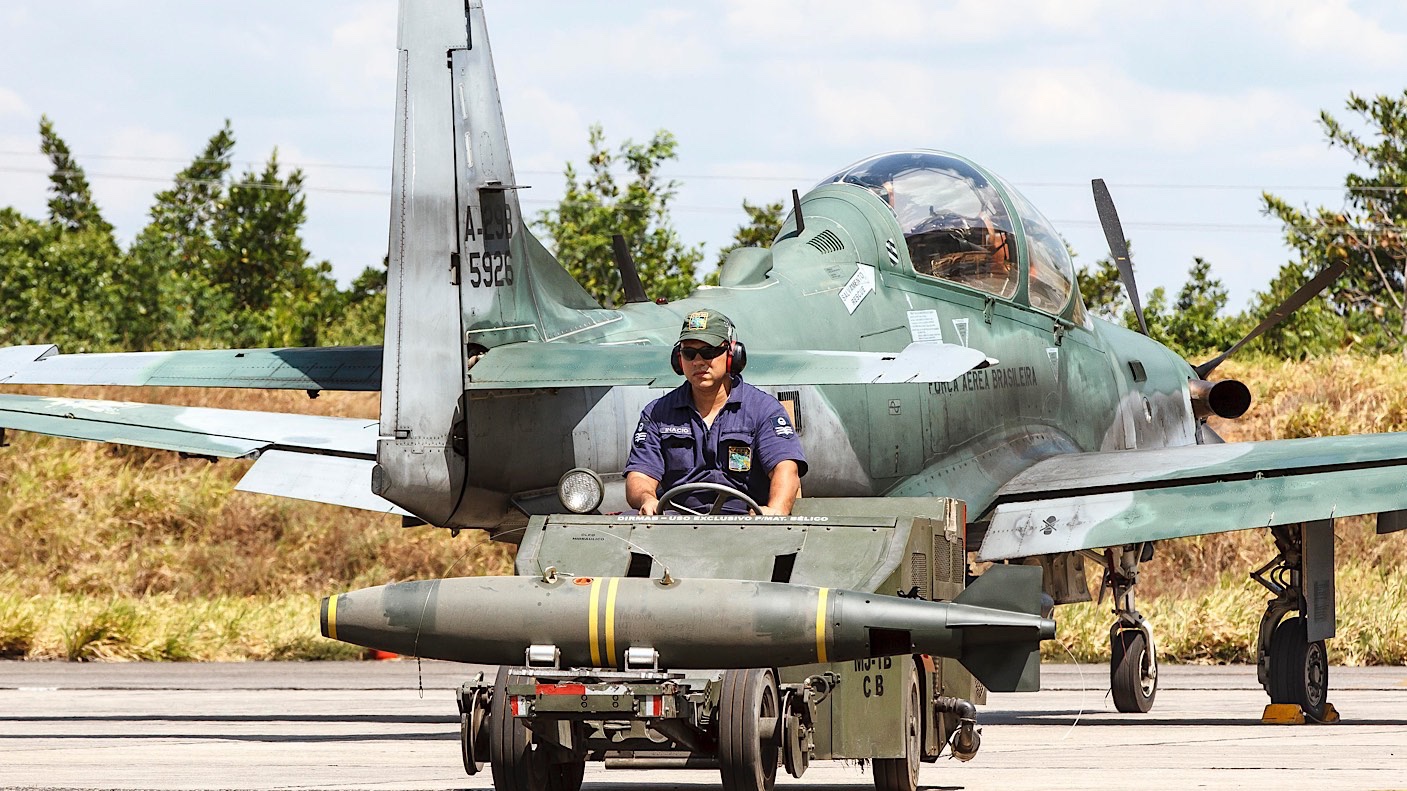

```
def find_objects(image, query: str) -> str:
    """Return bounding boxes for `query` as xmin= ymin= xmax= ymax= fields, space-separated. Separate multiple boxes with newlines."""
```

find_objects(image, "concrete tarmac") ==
xmin=2 ymin=660 xmax=1405 ymax=790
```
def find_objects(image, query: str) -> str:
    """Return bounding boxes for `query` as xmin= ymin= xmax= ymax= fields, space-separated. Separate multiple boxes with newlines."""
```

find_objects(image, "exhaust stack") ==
xmin=1189 ymin=378 xmax=1252 ymax=420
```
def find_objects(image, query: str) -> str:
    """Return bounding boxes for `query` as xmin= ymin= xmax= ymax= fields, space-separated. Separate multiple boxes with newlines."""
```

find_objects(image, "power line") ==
xmin=4 ymin=165 xmax=1406 ymax=234
xmin=7 ymin=149 xmax=1407 ymax=193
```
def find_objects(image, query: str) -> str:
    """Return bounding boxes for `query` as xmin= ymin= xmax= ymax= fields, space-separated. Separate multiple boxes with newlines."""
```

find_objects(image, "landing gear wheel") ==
xmin=459 ymin=686 xmax=489 ymax=775
xmin=487 ymin=668 xmax=585 ymax=791
xmin=781 ymin=695 xmax=809 ymax=779
xmin=1269 ymin=617 xmax=1329 ymax=721
xmin=1111 ymin=629 xmax=1157 ymax=713
xmin=873 ymin=662 xmax=921 ymax=791
xmin=718 ymin=668 xmax=780 ymax=791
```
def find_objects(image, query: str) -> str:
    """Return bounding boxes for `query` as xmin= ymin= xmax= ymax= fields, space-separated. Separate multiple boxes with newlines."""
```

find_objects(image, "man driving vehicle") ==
xmin=625 ymin=309 xmax=806 ymax=516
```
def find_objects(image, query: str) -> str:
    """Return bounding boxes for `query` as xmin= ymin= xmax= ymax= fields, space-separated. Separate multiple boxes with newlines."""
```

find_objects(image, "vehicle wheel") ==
xmin=718 ymin=668 xmax=780 ymax=791
xmin=488 ymin=668 xmax=584 ymax=791
xmin=1111 ymin=629 xmax=1157 ymax=713
xmin=873 ymin=662 xmax=920 ymax=791
xmin=780 ymin=691 xmax=810 ymax=779
xmin=459 ymin=686 xmax=489 ymax=775
xmin=1268 ymin=617 xmax=1329 ymax=721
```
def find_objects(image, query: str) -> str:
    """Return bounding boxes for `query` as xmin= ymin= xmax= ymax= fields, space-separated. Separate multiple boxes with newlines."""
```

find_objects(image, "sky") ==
xmin=3 ymin=0 xmax=1407 ymax=313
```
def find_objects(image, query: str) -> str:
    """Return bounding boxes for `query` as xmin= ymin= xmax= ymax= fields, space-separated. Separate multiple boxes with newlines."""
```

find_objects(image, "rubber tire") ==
xmin=872 ymin=662 xmax=921 ymax=791
xmin=718 ymin=668 xmax=780 ymax=791
xmin=1111 ymin=630 xmax=1157 ymax=713
xmin=487 ymin=668 xmax=585 ymax=791
xmin=1268 ymin=617 xmax=1329 ymax=721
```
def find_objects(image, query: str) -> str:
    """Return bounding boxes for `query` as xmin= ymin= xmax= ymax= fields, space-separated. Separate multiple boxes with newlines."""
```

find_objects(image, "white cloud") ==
xmin=310 ymin=2 xmax=398 ymax=106
xmin=0 ymin=86 xmax=28 ymax=117
xmin=783 ymin=59 xmax=958 ymax=146
xmin=531 ymin=9 xmax=716 ymax=78
xmin=510 ymin=87 xmax=590 ymax=156
xmin=724 ymin=0 xmax=1122 ymax=46
xmin=724 ymin=0 xmax=932 ymax=45
xmin=1250 ymin=0 xmax=1407 ymax=68
xmin=995 ymin=67 xmax=1303 ymax=150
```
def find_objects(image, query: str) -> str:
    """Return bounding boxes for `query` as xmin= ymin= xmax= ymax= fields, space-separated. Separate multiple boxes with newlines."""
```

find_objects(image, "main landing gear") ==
xmin=1251 ymin=522 xmax=1338 ymax=723
xmin=1091 ymin=544 xmax=1159 ymax=713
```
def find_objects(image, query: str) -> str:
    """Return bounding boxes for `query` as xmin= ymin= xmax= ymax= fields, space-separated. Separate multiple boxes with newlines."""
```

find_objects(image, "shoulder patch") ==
xmin=773 ymin=414 xmax=795 ymax=437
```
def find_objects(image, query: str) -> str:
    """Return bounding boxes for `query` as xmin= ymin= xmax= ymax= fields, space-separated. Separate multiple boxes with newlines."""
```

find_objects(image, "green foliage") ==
xmin=123 ymin=122 xmax=239 ymax=349
xmin=1263 ymin=90 xmax=1407 ymax=354
xmin=707 ymin=199 xmax=784 ymax=285
xmin=1078 ymin=246 xmax=1243 ymax=357
xmin=534 ymin=124 xmax=702 ymax=306
xmin=39 ymin=115 xmax=113 ymax=236
xmin=1077 ymin=254 xmax=1125 ymax=322
xmin=1149 ymin=257 xmax=1246 ymax=356
xmin=1243 ymin=257 xmax=1344 ymax=359
xmin=318 ymin=259 xmax=388 ymax=346
xmin=1 ymin=119 xmax=367 ymax=351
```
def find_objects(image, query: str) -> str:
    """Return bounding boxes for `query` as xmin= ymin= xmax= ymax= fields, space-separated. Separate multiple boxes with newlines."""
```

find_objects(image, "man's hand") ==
xmin=626 ymin=471 xmax=662 ymax=516
xmin=757 ymin=505 xmax=785 ymax=516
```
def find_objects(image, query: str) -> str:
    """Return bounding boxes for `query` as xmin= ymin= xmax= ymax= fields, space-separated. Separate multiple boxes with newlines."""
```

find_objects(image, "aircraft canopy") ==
xmin=821 ymin=151 xmax=1077 ymax=316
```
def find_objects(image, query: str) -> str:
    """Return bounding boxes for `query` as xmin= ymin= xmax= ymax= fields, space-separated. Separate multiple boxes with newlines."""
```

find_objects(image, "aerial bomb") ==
xmin=321 ymin=565 xmax=1055 ymax=690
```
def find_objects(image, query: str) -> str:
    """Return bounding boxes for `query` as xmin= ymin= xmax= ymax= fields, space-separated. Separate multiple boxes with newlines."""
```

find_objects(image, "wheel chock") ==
xmin=1260 ymin=702 xmax=1341 ymax=724
xmin=1260 ymin=704 xmax=1305 ymax=724
xmin=1308 ymin=702 xmax=1341 ymax=724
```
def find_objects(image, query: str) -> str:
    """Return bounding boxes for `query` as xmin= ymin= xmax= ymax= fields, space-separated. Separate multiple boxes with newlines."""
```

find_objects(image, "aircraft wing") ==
xmin=0 ymin=394 xmax=405 ymax=515
xmin=467 ymin=341 xmax=991 ymax=388
xmin=977 ymin=432 xmax=1407 ymax=561
xmin=0 ymin=345 xmax=382 ymax=391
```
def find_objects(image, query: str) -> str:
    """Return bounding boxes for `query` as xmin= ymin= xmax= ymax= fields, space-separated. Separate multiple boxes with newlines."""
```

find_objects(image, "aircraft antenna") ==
xmin=1091 ymin=179 xmax=1149 ymax=336
xmin=792 ymin=189 xmax=805 ymax=234
xmin=612 ymin=234 xmax=651 ymax=304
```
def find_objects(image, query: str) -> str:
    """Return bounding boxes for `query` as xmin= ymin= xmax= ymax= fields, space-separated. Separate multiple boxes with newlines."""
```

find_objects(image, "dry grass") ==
xmin=3 ymin=358 xmax=1407 ymax=662
xmin=1046 ymin=564 xmax=1407 ymax=666
xmin=0 ymin=387 xmax=513 ymax=660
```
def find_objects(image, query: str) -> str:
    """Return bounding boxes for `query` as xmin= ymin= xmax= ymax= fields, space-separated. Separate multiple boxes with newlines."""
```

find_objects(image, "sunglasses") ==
xmin=679 ymin=344 xmax=728 ymax=361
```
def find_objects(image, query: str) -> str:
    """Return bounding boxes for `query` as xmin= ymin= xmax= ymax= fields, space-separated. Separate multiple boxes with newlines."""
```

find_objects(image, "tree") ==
xmin=319 ymin=258 xmax=387 ymax=346
xmin=535 ymin=125 xmax=701 ymax=307
xmin=39 ymin=115 xmax=113 ymax=236
xmin=208 ymin=150 xmax=341 ymax=346
xmin=1077 ymin=246 xmax=1243 ymax=355
xmin=123 ymin=122 xmax=238 ymax=348
xmin=706 ymin=200 xmax=784 ymax=286
xmin=1077 ymin=254 xmax=1126 ymax=322
xmin=1263 ymin=91 xmax=1407 ymax=354
xmin=0 ymin=119 xmax=123 ymax=351
xmin=1154 ymin=257 xmax=1245 ymax=357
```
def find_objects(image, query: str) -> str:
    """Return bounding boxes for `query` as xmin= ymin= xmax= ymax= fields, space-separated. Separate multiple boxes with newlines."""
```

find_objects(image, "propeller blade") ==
xmin=1193 ymin=257 xmax=1350 ymax=378
xmin=1091 ymin=179 xmax=1149 ymax=336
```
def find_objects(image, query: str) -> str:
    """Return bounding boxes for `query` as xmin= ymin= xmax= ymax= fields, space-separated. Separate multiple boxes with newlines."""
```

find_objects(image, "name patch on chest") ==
xmin=728 ymin=445 xmax=752 ymax=472
xmin=659 ymin=424 xmax=693 ymax=438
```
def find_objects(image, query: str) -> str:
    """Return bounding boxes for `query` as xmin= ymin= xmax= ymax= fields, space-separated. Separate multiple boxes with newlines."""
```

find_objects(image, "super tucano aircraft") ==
xmin=1 ymin=0 xmax=1403 ymax=728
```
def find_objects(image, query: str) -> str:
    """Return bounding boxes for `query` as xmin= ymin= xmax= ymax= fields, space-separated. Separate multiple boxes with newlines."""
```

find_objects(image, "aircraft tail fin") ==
xmin=376 ymin=0 xmax=615 ymax=526
xmin=952 ymin=564 xmax=1051 ymax=693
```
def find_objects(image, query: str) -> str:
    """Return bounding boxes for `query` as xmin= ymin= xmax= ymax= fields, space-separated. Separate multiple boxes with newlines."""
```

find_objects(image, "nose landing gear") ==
xmin=1097 ymin=544 xmax=1159 ymax=713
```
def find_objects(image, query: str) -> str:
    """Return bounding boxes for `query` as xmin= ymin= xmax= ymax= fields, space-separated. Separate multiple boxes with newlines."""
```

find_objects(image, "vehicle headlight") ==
xmin=557 ymin=467 xmax=604 ymax=514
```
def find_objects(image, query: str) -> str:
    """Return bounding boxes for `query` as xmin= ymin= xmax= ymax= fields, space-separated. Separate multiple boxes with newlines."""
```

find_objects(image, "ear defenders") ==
xmin=671 ymin=324 xmax=748 ymax=376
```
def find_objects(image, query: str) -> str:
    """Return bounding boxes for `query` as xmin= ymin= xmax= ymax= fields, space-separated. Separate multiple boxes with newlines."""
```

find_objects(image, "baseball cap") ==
xmin=678 ymin=309 xmax=734 ymax=345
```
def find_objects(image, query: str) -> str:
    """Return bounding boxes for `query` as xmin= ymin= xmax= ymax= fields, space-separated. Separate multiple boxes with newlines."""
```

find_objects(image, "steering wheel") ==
xmin=655 ymin=482 xmax=763 ymax=516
